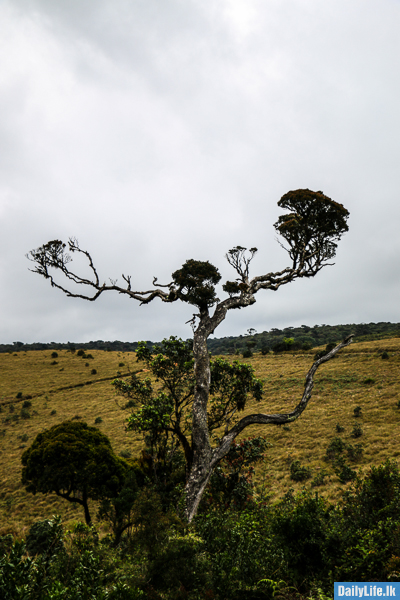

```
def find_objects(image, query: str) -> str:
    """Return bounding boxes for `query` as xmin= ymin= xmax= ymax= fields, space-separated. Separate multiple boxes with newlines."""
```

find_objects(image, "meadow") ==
xmin=1 ymin=336 xmax=400 ymax=538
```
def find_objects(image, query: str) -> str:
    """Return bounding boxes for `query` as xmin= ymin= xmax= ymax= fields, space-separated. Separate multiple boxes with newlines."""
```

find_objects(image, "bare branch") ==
xmin=27 ymin=239 xmax=175 ymax=305
xmin=210 ymin=334 xmax=354 ymax=468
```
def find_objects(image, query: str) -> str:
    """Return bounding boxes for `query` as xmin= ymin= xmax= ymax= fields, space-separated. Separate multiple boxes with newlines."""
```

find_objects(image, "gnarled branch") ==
xmin=210 ymin=334 xmax=354 ymax=468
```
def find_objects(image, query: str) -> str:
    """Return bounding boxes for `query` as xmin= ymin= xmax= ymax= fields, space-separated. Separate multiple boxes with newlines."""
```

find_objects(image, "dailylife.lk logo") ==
xmin=335 ymin=584 xmax=399 ymax=599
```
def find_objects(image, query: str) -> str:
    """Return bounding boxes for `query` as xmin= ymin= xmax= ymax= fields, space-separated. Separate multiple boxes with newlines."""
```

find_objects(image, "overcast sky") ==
xmin=1 ymin=0 xmax=400 ymax=345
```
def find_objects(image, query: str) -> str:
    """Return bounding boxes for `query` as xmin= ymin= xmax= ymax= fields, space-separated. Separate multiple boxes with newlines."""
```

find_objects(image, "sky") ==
xmin=1 ymin=0 xmax=400 ymax=345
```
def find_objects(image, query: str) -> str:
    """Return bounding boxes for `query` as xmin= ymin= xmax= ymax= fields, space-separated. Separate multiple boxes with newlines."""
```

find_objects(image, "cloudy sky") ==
xmin=1 ymin=0 xmax=400 ymax=345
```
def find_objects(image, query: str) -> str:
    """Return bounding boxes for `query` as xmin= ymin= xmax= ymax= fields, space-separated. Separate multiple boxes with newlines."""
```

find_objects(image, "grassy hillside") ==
xmin=1 ymin=336 xmax=400 ymax=537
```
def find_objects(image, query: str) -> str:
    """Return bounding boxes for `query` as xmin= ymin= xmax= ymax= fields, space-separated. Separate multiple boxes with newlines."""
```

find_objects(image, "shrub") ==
xmin=9 ymin=404 xmax=15 ymax=413
xmin=290 ymin=460 xmax=312 ymax=482
xmin=242 ymin=348 xmax=253 ymax=358
xmin=16 ymin=392 xmax=22 ymax=399
xmin=85 ymin=362 xmax=89 ymax=367
xmin=381 ymin=351 xmax=389 ymax=359
xmin=351 ymin=423 xmax=363 ymax=438
xmin=25 ymin=515 xmax=63 ymax=557
xmin=347 ymin=443 xmax=363 ymax=461
xmin=325 ymin=437 xmax=345 ymax=461
xmin=363 ymin=378 xmax=375 ymax=385
xmin=51 ymin=352 xmax=58 ymax=359
xmin=23 ymin=400 xmax=32 ymax=409
xmin=119 ymin=362 xmax=125 ymax=367
xmin=91 ymin=369 xmax=97 ymax=375
xmin=50 ymin=409 xmax=56 ymax=415
xmin=311 ymin=470 xmax=328 ymax=487
xmin=336 ymin=423 xmax=345 ymax=433
xmin=94 ymin=417 xmax=103 ymax=425
xmin=77 ymin=349 xmax=86 ymax=357
xmin=86 ymin=354 xmax=94 ymax=359
xmin=334 ymin=457 xmax=356 ymax=483
xmin=20 ymin=408 xmax=31 ymax=419
xmin=50 ymin=360 xmax=58 ymax=365
xmin=353 ymin=406 xmax=362 ymax=417
xmin=260 ymin=347 xmax=270 ymax=355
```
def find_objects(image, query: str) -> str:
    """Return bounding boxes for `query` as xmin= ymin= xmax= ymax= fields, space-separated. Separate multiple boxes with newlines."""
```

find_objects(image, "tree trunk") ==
xmin=184 ymin=316 xmax=214 ymax=522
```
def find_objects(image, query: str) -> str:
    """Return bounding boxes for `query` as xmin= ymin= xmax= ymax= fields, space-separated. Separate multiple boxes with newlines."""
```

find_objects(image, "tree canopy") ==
xmin=21 ymin=421 xmax=128 ymax=525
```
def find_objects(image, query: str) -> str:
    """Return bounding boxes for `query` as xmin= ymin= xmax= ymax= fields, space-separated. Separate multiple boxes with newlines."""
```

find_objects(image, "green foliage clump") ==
xmin=325 ymin=437 xmax=345 ymax=461
xmin=353 ymin=405 xmax=362 ymax=417
xmin=351 ymin=423 xmax=363 ymax=438
xmin=274 ymin=189 xmax=349 ymax=268
xmin=206 ymin=437 xmax=270 ymax=510
xmin=25 ymin=515 xmax=63 ymax=557
xmin=171 ymin=259 xmax=221 ymax=310
xmin=290 ymin=460 xmax=312 ymax=482
xmin=311 ymin=470 xmax=328 ymax=487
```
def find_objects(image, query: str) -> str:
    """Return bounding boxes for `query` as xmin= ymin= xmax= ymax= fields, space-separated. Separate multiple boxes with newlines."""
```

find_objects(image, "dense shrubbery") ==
xmin=3 ymin=460 xmax=400 ymax=599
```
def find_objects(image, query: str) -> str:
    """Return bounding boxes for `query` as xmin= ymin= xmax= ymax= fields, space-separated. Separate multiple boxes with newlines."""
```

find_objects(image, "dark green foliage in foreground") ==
xmin=5 ymin=460 xmax=400 ymax=599
xmin=21 ymin=421 xmax=129 ymax=525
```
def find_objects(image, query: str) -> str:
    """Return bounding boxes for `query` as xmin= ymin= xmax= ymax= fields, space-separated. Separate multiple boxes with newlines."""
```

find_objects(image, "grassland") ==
xmin=1 ymin=337 xmax=400 ymax=538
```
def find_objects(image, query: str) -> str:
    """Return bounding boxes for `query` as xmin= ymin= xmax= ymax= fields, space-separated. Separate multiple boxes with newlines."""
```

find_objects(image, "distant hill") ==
xmin=2 ymin=321 xmax=400 ymax=355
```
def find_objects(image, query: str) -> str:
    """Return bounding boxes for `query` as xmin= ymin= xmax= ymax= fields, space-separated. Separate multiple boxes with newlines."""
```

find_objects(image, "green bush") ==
xmin=334 ymin=457 xmax=356 ymax=483
xmin=311 ymin=470 xmax=328 ymax=487
xmin=51 ymin=352 xmax=58 ymax=358
xmin=290 ymin=460 xmax=312 ymax=482
xmin=26 ymin=515 xmax=64 ymax=557
xmin=242 ymin=348 xmax=253 ymax=358
xmin=351 ymin=423 xmax=363 ymax=438
xmin=353 ymin=406 xmax=362 ymax=417
xmin=346 ymin=442 xmax=363 ymax=461
xmin=325 ymin=437 xmax=345 ymax=461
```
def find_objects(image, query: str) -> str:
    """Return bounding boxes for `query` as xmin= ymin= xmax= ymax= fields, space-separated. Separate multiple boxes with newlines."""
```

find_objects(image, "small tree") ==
xmin=21 ymin=421 xmax=128 ymax=525
xmin=113 ymin=337 xmax=263 ymax=483
xmin=27 ymin=188 xmax=350 ymax=521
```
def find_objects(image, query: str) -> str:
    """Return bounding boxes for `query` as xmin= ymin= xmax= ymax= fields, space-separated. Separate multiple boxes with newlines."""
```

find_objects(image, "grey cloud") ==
xmin=1 ymin=0 xmax=400 ymax=345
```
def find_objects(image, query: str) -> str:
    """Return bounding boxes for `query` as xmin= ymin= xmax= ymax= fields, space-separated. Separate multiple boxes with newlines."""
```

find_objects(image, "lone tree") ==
xmin=21 ymin=421 xmax=128 ymax=525
xmin=28 ymin=188 xmax=350 ymax=521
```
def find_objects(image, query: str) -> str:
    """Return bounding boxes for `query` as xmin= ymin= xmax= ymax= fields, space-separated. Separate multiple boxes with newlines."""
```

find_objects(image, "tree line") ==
xmin=3 ymin=320 xmax=400 ymax=355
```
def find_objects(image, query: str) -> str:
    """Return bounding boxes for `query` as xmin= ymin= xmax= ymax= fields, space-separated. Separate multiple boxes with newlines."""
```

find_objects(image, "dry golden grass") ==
xmin=1 ymin=337 xmax=400 ymax=536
